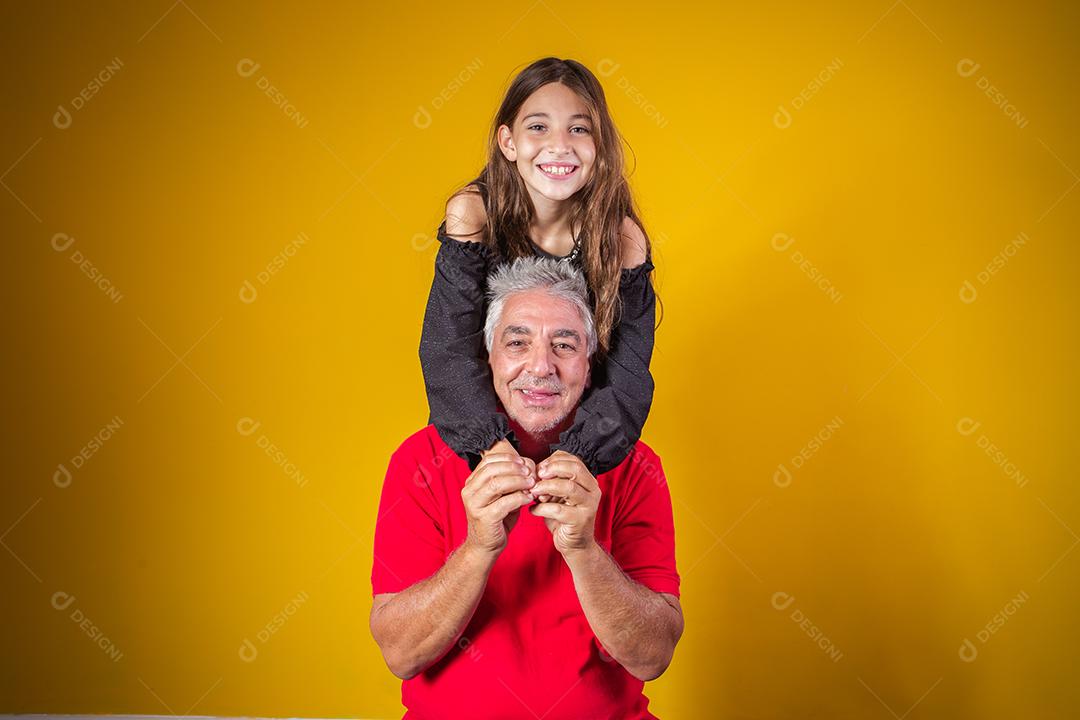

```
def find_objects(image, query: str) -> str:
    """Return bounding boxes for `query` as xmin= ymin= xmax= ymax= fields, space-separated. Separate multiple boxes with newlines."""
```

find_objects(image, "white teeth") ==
xmin=540 ymin=165 xmax=575 ymax=175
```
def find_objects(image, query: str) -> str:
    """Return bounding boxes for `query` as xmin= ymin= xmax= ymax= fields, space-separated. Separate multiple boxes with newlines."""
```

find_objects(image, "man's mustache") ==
xmin=510 ymin=378 xmax=564 ymax=394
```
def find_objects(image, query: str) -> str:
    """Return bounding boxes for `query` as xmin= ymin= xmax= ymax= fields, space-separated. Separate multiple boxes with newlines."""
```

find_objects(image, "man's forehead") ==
xmin=499 ymin=290 xmax=586 ymax=333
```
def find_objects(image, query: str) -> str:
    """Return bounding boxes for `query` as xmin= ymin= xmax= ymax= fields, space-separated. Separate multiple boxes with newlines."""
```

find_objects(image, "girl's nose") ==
xmin=549 ymin=130 xmax=574 ymax=153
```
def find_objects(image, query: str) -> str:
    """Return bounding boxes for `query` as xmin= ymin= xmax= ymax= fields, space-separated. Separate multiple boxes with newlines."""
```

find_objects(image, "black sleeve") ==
xmin=419 ymin=223 xmax=513 ymax=470
xmin=550 ymin=257 xmax=657 ymax=475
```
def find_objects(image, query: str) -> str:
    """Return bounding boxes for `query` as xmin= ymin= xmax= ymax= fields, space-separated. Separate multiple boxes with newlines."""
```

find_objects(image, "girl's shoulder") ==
xmin=618 ymin=216 xmax=649 ymax=269
xmin=443 ymin=184 xmax=488 ymax=243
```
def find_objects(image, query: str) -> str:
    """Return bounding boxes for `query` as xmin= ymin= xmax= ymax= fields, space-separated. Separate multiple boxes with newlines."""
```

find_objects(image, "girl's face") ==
xmin=498 ymin=82 xmax=596 ymax=204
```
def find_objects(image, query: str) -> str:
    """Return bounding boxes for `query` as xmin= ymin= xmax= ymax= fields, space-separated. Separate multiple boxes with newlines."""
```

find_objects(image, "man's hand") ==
xmin=529 ymin=451 xmax=601 ymax=556
xmin=482 ymin=438 xmax=518 ymax=461
xmin=463 ymin=443 xmax=536 ymax=556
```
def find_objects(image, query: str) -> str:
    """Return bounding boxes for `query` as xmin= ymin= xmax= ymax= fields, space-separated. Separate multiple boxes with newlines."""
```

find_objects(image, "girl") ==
xmin=420 ymin=56 xmax=658 ymax=478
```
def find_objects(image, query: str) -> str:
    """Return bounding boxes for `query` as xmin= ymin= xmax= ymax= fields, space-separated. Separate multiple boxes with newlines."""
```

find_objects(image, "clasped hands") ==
xmin=462 ymin=439 xmax=600 ymax=558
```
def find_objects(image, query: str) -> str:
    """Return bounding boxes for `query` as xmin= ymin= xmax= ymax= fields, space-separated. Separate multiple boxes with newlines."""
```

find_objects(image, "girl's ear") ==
xmin=497 ymin=124 xmax=517 ymax=162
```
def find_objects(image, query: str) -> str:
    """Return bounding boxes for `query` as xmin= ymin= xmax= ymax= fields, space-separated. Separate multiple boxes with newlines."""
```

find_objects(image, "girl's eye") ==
xmin=527 ymin=123 xmax=590 ymax=134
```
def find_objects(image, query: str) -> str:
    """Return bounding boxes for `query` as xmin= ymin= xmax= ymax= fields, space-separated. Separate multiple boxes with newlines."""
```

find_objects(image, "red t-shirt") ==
xmin=371 ymin=424 xmax=681 ymax=720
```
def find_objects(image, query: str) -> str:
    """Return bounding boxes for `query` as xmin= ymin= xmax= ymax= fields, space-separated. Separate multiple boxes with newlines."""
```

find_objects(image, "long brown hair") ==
xmin=449 ymin=56 xmax=654 ymax=355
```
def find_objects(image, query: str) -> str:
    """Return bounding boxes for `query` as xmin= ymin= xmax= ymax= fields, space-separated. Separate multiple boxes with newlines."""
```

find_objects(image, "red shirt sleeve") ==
xmin=371 ymin=441 xmax=449 ymax=596
xmin=611 ymin=446 xmax=681 ymax=598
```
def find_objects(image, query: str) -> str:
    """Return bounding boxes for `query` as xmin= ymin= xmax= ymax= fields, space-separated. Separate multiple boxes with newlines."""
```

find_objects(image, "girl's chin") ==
xmin=530 ymin=184 xmax=579 ymax=202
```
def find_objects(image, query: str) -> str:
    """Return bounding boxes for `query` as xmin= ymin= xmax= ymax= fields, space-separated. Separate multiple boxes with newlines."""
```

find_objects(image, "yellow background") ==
xmin=3 ymin=1 xmax=1077 ymax=718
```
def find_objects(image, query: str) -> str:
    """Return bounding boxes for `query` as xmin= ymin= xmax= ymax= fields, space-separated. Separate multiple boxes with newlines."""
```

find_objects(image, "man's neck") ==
xmin=509 ymin=415 xmax=574 ymax=463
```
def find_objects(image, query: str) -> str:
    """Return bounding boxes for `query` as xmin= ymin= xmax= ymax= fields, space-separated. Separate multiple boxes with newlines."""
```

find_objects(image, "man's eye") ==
xmin=555 ymin=343 xmax=576 ymax=351
xmin=508 ymin=340 xmax=526 ymax=347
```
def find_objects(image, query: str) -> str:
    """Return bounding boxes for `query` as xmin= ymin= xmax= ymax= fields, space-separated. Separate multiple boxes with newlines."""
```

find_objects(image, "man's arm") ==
xmin=563 ymin=543 xmax=683 ymax=681
xmin=529 ymin=451 xmax=683 ymax=681
xmin=370 ymin=449 xmax=536 ymax=679
xmin=369 ymin=538 xmax=496 ymax=679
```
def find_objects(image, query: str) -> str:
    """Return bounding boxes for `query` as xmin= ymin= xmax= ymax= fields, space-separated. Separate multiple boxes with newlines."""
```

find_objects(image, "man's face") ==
xmin=488 ymin=288 xmax=591 ymax=434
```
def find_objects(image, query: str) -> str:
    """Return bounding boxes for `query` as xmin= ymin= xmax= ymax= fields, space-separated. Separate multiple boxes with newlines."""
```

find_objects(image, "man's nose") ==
xmin=525 ymin=343 xmax=555 ymax=376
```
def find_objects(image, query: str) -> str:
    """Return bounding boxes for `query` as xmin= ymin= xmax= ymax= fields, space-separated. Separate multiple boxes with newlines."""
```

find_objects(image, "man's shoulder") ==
xmin=623 ymin=439 xmax=662 ymax=467
xmin=383 ymin=425 xmax=466 ymax=492
xmin=391 ymin=424 xmax=456 ymax=464
xmin=627 ymin=439 xmax=660 ymax=462
xmin=607 ymin=440 xmax=665 ymax=482
xmin=601 ymin=440 xmax=670 ymax=510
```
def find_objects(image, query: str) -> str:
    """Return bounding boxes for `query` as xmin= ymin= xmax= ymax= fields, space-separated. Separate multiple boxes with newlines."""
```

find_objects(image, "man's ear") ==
xmin=497 ymin=124 xmax=517 ymax=162
xmin=585 ymin=359 xmax=592 ymax=389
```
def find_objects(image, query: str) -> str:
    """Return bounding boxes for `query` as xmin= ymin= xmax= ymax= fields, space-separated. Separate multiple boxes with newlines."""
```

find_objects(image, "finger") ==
xmin=536 ymin=460 xmax=597 ymax=492
xmin=476 ymin=453 xmax=524 ymax=474
xmin=531 ymin=478 xmax=585 ymax=505
xmin=464 ymin=459 xmax=528 ymax=497
xmin=485 ymin=438 xmax=517 ymax=454
xmin=476 ymin=469 xmax=535 ymax=507
xmin=488 ymin=488 xmax=535 ymax=520
xmin=537 ymin=450 xmax=580 ymax=473
xmin=529 ymin=501 xmax=572 ymax=522
xmin=469 ymin=457 xmax=526 ymax=484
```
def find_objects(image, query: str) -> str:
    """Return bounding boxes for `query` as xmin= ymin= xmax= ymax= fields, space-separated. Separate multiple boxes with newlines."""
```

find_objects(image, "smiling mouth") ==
xmin=537 ymin=163 xmax=579 ymax=179
xmin=517 ymin=388 xmax=560 ymax=405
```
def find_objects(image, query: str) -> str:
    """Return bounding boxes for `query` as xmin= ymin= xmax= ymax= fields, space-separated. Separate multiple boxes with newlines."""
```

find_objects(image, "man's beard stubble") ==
xmin=507 ymin=376 xmax=572 ymax=435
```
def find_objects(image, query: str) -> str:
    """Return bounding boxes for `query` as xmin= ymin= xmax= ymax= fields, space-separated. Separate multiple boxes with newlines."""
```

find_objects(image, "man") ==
xmin=370 ymin=257 xmax=682 ymax=719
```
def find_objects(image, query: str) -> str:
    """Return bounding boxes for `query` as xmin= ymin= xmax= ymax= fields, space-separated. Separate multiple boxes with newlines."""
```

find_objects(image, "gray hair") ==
xmin=483 ymin=257 xmax=597 ymax=357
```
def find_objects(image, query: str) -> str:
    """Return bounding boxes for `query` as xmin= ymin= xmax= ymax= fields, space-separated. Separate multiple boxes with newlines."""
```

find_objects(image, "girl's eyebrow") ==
xmin=522 ymin=112 xmax=592 ymax=122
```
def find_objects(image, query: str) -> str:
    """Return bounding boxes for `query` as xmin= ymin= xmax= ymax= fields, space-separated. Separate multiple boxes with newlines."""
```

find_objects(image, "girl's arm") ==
xmin=419 ymin=194 xmax=512 ymax=469
xmin=551 ymin=220 xmax=656 ymax=476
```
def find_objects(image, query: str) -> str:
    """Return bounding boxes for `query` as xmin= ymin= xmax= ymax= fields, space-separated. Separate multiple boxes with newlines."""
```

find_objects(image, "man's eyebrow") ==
xmin=522 ymin=112 xmax=592 ymax=122
xmin=552 ymin=329 xmax=582 ymax=344
xmin=501 ymin=325 xmax=532 ymax=338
